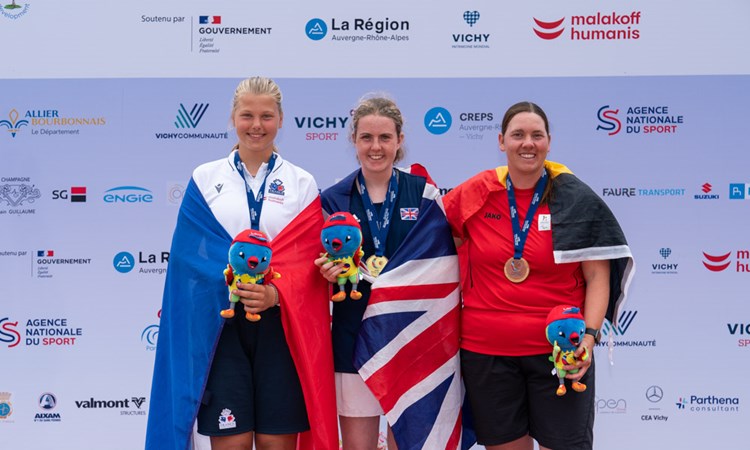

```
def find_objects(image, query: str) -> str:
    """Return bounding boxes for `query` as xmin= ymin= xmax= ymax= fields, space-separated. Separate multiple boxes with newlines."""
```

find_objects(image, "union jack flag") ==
xmin=355 ymin=184 xmax=474 ymax=450
xmin=400 ymin=207 xmax=419 ymax=220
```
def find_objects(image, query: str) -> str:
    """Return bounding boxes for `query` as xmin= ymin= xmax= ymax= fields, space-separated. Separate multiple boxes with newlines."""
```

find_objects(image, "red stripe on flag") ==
xmin=365 ymin=305 xmax=460 ymax=411
xmin=273 ymin=196 xmax=339 ymax=449
xmin=445 ymin=413 xmax=462 ymax=450
xmin=369 ymin=282 xmax=457 ymax=305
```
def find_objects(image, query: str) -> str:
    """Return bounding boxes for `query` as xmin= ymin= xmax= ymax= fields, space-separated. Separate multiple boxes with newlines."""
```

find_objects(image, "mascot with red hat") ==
xmin=545 ymin=305 xmax=590 ymax=396
xmin=221 ymin=229 xmax=281 ymax=321
xmin=320 ymin=212 xmax=364 ymax=302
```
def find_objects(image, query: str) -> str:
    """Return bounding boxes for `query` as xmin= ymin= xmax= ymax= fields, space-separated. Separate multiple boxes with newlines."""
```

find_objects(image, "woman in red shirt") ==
xmin=444 ymin=101 xmax=634 ymax=450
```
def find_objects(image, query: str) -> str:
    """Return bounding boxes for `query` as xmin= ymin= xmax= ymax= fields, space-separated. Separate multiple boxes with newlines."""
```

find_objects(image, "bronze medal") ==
xmin=504 ymin=257 xmax=530 ymax=283
xmin=366 ymin=255 xmax=388 ymax=277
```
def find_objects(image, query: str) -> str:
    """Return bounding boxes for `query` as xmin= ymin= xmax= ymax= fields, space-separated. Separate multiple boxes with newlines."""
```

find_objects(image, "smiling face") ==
xmin=499 ymin=110 xmax=551 ymax=188
xmin=232 ymin=93 xmax=283 ymax=161
xmin=354 ymin=114 xmax=404 ymax=179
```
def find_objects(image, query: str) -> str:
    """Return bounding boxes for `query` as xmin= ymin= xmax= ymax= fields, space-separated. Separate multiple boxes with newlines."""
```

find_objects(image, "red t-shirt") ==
xmin=444 ymin=170 xmax=585 ymax=356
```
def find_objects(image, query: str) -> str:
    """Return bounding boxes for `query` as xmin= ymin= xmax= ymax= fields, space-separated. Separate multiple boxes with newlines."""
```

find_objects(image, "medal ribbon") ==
xmin=506 ymin=169 xmax=548 ymax=260
xmin=357 ymin=169 xmax=398 ymax=257
xmin=234 ymin=151 xmax=277 ymax=230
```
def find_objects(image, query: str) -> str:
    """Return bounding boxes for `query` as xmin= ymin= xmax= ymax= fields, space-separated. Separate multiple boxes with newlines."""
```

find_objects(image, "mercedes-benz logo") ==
xmin=646 ymin=385 xmax=663 ymax=403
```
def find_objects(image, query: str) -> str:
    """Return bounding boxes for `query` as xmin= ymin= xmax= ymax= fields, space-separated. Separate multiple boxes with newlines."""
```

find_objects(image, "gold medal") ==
xmin=504 ymin=257 xmax=530 ymax=283
xmin=366 ymin=255 xmax=388 ymax=277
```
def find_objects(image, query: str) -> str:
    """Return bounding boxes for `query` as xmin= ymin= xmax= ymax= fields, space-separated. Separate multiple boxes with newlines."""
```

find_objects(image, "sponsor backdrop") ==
xmin=2 ymin=1 xmax=749 ymax=449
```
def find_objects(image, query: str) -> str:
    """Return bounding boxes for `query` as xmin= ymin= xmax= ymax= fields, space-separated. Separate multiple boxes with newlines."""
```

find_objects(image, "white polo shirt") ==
xmin=192 ymin=150 xmax=319 ymax=241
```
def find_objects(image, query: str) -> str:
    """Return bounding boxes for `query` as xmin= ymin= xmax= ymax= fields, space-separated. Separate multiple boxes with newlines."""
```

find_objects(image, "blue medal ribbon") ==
xmin=357 ymin=169 xmax=398 ymax=257
xmin=233 ymin=150 xmax=277 ymax=230
xmin=506 ymin=169 xmax=548 ymax=260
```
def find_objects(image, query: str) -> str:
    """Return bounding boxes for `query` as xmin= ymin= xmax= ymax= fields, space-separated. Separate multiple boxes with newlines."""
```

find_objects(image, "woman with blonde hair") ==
xmin=146 ymin=76 xmax=337 ymax=450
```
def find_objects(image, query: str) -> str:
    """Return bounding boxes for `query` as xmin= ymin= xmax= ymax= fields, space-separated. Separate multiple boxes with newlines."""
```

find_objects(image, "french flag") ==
xmin=199 ymin=15 xmax=221 ymax=24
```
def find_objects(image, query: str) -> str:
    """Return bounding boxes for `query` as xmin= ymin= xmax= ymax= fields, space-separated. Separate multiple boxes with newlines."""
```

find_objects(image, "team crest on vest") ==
xmin=267 ymin=178 xmax=286 ymax=204
xmin=269 ymin=178 xmax=285 ymax=196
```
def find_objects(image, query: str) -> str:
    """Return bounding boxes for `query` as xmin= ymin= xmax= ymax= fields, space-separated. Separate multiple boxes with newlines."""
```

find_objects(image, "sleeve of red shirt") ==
xmin=442 ymin=185 xmax=466 ymax=241
xmin=443 ymin=169 xmax=498 ymax=241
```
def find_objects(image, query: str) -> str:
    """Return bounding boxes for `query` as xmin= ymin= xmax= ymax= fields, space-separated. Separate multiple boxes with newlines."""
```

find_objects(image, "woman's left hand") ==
xmin=565 ymin=259 xmax=609 ymax=381
xmin=563 ymin=334 xmax=595 ymax=381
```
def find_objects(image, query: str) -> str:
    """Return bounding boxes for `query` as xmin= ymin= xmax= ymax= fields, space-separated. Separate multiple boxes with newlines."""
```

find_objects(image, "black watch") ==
xmin=585 ymin=327 xmax=601 ymax=344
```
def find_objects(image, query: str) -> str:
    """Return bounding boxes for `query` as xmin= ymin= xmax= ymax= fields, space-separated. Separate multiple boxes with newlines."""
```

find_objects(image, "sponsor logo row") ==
xmin=649 ymin=248 xmax=750 ymax=275
xmin=1 ymin=310 xmax=160 ymax=351
xmin=3 ymin=245 xmax=750 ymax=279
xmin=4 ymin=4 xmax=649 ymax=49
xmin=0 ymin=392 xmax=147 ymax=424
xmin=0 ymin=386 xmax=741 ymax=427
xmin=0 ymin=181 xmax=185 ymax=215
xmin=600 ymin=183 xmax=750 ymax=201
xmin=11 ymin=181 xmax=746 ymax=218
xmin=147 ymin=10 xmax=647 ymax=52
xmin=595 ymin=385 xmax=742 ymax=421
xmin=4 ymin=310 xmax=748 ymax=351
xmin=0 ymin=249 xmax=169 ymax=279
xmin=205 ymin=11 xmax=646 ymax=48
xmin=2 ymin=103 xmax=690 ymax=141
xmin=591 ymin=310 xmax=750 ymax=350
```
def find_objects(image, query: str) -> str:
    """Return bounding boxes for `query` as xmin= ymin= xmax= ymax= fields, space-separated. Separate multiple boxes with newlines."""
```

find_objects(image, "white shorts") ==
xmin=335 ymin=372 xmax=384 ymax=417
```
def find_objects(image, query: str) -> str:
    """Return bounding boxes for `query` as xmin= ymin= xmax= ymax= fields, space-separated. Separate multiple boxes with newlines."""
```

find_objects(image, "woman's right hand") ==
xmin=314 ymin=255 xmax=344 ymax=283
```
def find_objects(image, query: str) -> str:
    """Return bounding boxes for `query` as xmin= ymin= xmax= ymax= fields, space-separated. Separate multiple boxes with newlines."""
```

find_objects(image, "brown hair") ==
xmin=501 ymin=101 xmax=554 ymax=204
xmin=350 ymin=96 xmax=405 ymax=163
xmin=501 ymin=101 xmax=549 ymax=135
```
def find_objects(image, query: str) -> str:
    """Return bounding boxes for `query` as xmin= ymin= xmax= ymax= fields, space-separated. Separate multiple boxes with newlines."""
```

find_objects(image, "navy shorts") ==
xmin=197 ymin=303 xmax=309 ymax=436
xmin=461 ymin=349 xmax=595 ymax=449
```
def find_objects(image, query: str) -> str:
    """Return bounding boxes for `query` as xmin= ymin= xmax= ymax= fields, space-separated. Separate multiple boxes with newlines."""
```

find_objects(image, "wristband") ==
xmin=268 ymin=284 xmax=280 ymax=307
xmin=585 ymin=327 xmax=600 ymax=344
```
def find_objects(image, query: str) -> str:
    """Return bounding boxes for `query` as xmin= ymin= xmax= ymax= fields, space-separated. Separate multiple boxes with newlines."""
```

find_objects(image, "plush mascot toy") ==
xmin=545 ymin=305 xmax=590 ymax=396
xmin=221 ymin=229 xmax=280 ymax=322
xmin=321 ymin=212 xmax=364 ymax=302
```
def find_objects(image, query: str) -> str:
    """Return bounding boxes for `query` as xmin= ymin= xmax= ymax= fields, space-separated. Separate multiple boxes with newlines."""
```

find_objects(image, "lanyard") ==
xmin=357 ymin=169 xmax=398 ymax=257
xmin=233 ymin=151 xmax=277 ymax=230
xmin=506 ymin=169 xmax=548 ymax=260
